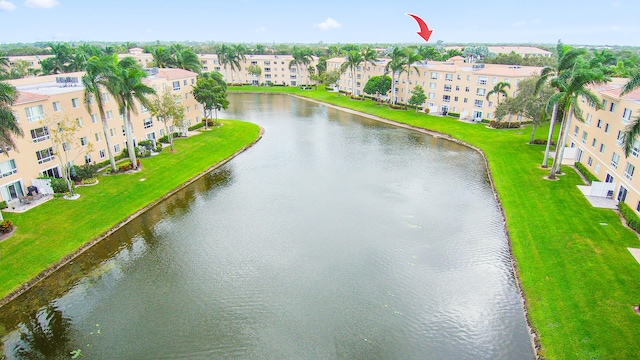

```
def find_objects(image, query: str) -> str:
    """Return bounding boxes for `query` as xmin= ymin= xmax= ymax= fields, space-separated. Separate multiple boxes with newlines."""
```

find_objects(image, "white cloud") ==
xmin=315 ymin=17 xmax=341 ymax=30
xmin=25 ymin=0 xmax=59 ymax=8
xmin=0 ymin=0 xmax=16 ymax=11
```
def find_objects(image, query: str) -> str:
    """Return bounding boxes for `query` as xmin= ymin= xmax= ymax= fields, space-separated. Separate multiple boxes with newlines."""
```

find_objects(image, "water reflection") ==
xmin=10 ymin=305 xmax=74 ymax=360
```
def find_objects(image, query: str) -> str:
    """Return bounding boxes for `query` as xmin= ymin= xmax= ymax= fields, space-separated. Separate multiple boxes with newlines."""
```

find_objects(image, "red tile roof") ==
xmin=154 ymin=68 xmax=197 ymax=80
xmin=14 ymin=91 xmax=49 ymax=105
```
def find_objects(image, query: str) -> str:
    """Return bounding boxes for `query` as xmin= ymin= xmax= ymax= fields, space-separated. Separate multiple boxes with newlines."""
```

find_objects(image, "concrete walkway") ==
xmin=577 ymin=185 xmax=618 ymax=209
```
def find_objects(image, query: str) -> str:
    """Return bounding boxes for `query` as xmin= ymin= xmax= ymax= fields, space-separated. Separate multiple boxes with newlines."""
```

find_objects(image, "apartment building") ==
xmin=445 ymin=46 xmax=552 ymax=58
xmin=327 ymin=56 xmax=543 ymax=120
xmin=1 ymin=68 xmax=200 ymax=203
xmin=567 ymin=78 xmax=640 ymax=214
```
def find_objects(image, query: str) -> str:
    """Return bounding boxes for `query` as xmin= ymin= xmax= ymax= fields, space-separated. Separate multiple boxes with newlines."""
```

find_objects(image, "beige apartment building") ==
xmin=1 ymin=68 xmax=200 ymax=203
xmin=327 ymin=56 xmax=543 ymax=120
xmin=122 ymin=49 xmax=317 ymax=86
xmin=567 ymin=78 xmax=640 ymax=214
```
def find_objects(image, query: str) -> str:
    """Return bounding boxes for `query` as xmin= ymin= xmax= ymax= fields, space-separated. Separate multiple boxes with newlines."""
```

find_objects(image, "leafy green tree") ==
xmin=495 ymin=76 xmax=555 ymax=143
xmin=0 ymin=81 xmax=24 ymax=154
xmin=416 ymin=45 xmax=441 ymax=61
xmin=192 ymin=72 xmax=229 ymax=129
xmin=322 ymin=69 xmax=341 ymax=89
xmin=247 ymin=64 xmax=262 ymax=85
xmin=46 ymin=42 xmax=72 ymax=73
xmin=105 ymin=56 xmax=155 ymax=169
xmin=147 ymin=90 xmax=185 ymax=151
xmin=340 ymin=49 xmax=363 ymax=97
xmin=363 ymin=75 xmax=392 ymax=101
xmin=150 ymin=46 xmax=173 ymax=68
xmin=82 ymin=55 xmax=118 ymax=172
xmin=8 ymin=60 xmax=29 ymax=79
xmin=408 ymin=84 xmax=426 ymax=112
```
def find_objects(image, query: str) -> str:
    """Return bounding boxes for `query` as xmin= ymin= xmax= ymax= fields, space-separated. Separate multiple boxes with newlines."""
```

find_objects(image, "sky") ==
xmin=0 ymin=0 xmax=638 ymax=46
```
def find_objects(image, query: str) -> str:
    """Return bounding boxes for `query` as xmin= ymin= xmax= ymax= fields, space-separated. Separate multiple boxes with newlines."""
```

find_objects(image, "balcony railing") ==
xmin=32 ymin=134 xmax=50 ymax=143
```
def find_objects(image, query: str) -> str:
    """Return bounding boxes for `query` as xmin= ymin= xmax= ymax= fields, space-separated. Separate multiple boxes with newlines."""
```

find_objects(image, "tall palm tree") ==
xmin=174 ymin=48 xmax=202 ymax=73
xmin=289 ymin=46 xmax=313 ymax=85
xmin=229 ymin=44 xmax=247 ymax=83
xmin=82 ymin=55 xmax=117 ymax=172
xmin=402 ymin=50 xmax=422 ymax=107
xmin=487 ymin=81 xmax=511 ymax=117
xmin=340 ymin=50 xmax=363 ymax=97
xmin=215 ymin=44 xmax=231 ymax=82
xmin=385 ymin=46 xmax=405 ymax=105
xmin=360 ymin=46 xmax=378 ymax=98
xmin=0 ymin=81 xmax=24 ymax=154
xmin=619 ymin=70 xmax=640 ymax=157
xmin=105 ymin=55 xmax=156 ymax=169
xmin=150 ymin=46 xmax=173 ymax=68
xmin=47 ymin=42 xmax=72 ymax=74
xmin=536 ymin=41 xmax=587 ymax=168
xmin=547 ymin=58 xmax=608 ymax=179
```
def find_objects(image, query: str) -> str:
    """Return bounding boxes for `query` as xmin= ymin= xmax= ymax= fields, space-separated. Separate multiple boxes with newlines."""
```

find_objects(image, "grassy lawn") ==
xmin=230 ymin=85 xmax=640 ymax=359
xmin=0 ymin=120 xmax=260 ymax=302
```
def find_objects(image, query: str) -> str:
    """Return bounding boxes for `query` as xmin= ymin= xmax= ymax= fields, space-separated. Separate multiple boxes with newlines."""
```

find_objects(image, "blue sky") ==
xmin=0 ymin=0 xmax=638 ymax=46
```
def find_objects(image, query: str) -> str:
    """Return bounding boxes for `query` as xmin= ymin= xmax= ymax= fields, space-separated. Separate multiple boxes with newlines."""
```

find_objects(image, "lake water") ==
xmin=0 ymin=94 xmax=534 ymax=359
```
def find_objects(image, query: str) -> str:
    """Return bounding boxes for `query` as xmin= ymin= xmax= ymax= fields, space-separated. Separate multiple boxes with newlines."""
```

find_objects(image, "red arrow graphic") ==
xmin=406 ymin=13 xmax=433 ymax=42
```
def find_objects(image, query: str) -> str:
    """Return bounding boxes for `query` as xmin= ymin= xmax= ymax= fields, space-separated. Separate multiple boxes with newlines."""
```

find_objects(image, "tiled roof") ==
xmin=154 ymin=68 xmax=197 ymax=80
xmin=14 ymin=91 xmax=49 ymax=105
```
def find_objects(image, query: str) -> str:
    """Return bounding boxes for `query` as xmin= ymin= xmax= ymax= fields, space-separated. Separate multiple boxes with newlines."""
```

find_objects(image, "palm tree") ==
xmin=105 ymin=55 xmax=156 ymax=169
xmin=385 ymin=46 xmax=405 ymax=105
xmin=215 ymin=44 xmax=231 ymax=82
xmin=150 ymin=46 xmax=173 ymax=68
xmin=174 ymin=48 xmax=202 ymax=73
xmin=47 ymin=42 xmax=72 ymax=73
xmin=289 ymin=46 xmax=313 ymax=86
xmin=0 ymin=81 xmax=24 ymax=154
xmin=229 ymin=44 xmax=247 ymax=83
xmin=402 ymin=50 xmax=422 ymax=107
xmin=360 ymin=46 xmax=378 ymax=98
xmin=486 ymin=81 xmax=511 ymax=106
xmin=536 ymin=41 xmax=587 ymax=168
xmin=82 ymin=55 xmax=117 ymax=172
xmin=547 ymin=58 xmax=608 ymax=179
xmin=340 ymin=50 xmax=363 ymax=97
xmin=619 ymin=70 xmax=640 ymax=157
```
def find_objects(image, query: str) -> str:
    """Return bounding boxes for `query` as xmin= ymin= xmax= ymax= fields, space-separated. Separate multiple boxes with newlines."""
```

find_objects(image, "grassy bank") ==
xmin=230 ymin=85 xmax=640 ymax=359
xmin=0 ymin=120 xmax=260 ymax=301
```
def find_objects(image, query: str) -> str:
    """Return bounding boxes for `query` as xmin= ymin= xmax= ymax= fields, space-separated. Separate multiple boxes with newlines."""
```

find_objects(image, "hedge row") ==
xmin=575 ymin=162 xmax=599 ymax=183
xmin=619 ymin=202 xmax=640 ymax=234
xmin=489 ymin=120 xmax=521 ymax=129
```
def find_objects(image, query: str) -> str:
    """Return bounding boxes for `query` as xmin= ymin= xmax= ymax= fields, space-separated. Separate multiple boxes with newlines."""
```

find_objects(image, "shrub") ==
xmin=575 ymin=162 xmax=599 ymax=183
xmin=188 ymin=122 xmax=205 ymax=131
xmin=118 ymin=159 xmax=141 ymax=172
xmin=619 ymin=202 xmax=640 ymax=234
xmin=159 ymin=135 xmax=170 ymax=144
xmin=0 ymin=219 xmax=14 ymax=233
xmin=40 ymin=177 xmax=69 ymax=194
xmin=446 ymin=112 xmax=459 ymax=118
xmin=530 ymin=139 xmax=555 ymax=145
xmin=490 ymin=120 xmax=521 ymax=129
xmin=424 ymin=108 xmax=430 ymax=114
xmin=155 ymin=144 xmax=163 ymax=153
xmin=0 ymin=201 xmax=7 ymax=210
xmin=81 ymin=177 xmax=98 ymax=185
xmin=72 ymin=164 xmax=99 ymax=181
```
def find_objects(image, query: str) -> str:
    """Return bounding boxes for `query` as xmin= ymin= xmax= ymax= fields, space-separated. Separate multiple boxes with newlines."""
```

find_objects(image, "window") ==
xmin=442 ymin=95 xmax=450 ymax=102
xmin=585 ymin=114 xmax=592 ymax=126
xmin=106 ymin=110 xmax=113 ymax=120
xmin=183 ymin=79 xmax=187 ymax=86
xmin=91 ymin=114 xmax=98 ymax=123
xmin=467 ymin=75 xmax=471 ymax=81
xmin=632 ymin=140 xmax=640 ymax=157
xmin=457 ymin=75 xmax=461 ymax=80
xmin=492 ymin=77 xmax=498 ymax=84
xmin=430 ymin=72 xmax=437 ymax=79
xmin=625 ymin=162 xmax=635 ymax=180
xmin=445 ymin=73 xmax=453 ymax=81
xmin=143 ymin=118 xmax=153 ymax=129
xmin=476 ymin=88 xmax=486 ymax=96
xmin=473 ymin=110 xmax=483 ymax=119
xmin=463 ymin=98 xmax=468 ymax=103
xmin=595 ymin=164 xmax=600 ymax=173
xmin=596 ymin=119 xmax=602 ymax=129
xmin=25 ymin=105 xmax=45 ymax=122
xmin=80 ymin=136 xmax=88 ymax=146
xmin=95 ymin=133 xmax=101 ymax=142
xmin=110 ymin=128 xmax=116 ymax=137
xmin=609 ymin=102 xmax=616 ymax=112
xmin=602 ymin=99 xmax=607 ymax=108
xmin=587 ymin=156 xmax=593 ymax=166
xmin=122 ymin=125 xmax=126 ymax=135
xmin=591 ymin=138 xmax=597 ymax=147
xmin=455 ymin=85 xmax=460 ymax=91
xmin=474 ymin=99 xmax=484 ymax=108
xmin=428 ymin=92 xmax=435 ymax=99
xmin=99 ymin=148 xmax=106 ymax=159
xmin=444 ymin=84 xmax=452 ymax=92
xmin=477 ymin=76 xmax=488 ymax=85
xmin=581 ymin=131 xmax=588 ymax=144
xmin=52 ymin=101 xmax=61 ymax=112
xmin=454 ymin=96 xmax=459 ymax=102
xmin=465 ymin=86 xmax=470 ymax=92
xmin=114 ymin=143 xmax=120 ymax=153
xmin=599 ymin=143 xmax=606 ymax=153
xmin=30 ymin=126 xmax=49 ymax=143
xmin=185 ymin=93 xmax=189 ymax=100
xmin=84 ymin=154 xmax=91 ymax=164
xmin=0 ymin=159 xmax=17 ymax=178
xmin=604 ymin=123 xmax=610 ymax=133
xmin=429 ymin=82 xmax=437 ymax=89
xmin=36 ymin=147 xmax=55 ymax=164
xmin=623 ymin=108 xmax=632 ymax=124
xmin=173 ymin=81 xmax=180 ymax=91
xmin=71 ymin=98 xmax=79 ymax=108
xmin=616 ymin=131 xmax=624 ymax=146
xmin=191 ymin=78 xmax=195 ymax=85
xmin=76 ymin=117 xmax=83 ymax=127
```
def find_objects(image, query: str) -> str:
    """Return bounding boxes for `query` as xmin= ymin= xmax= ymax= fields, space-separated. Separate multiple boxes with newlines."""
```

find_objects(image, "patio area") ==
xmin=3 ymin=194 xmax=54 ymax=213
xmin=577 ymin=185 xmax=618 ymax=209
